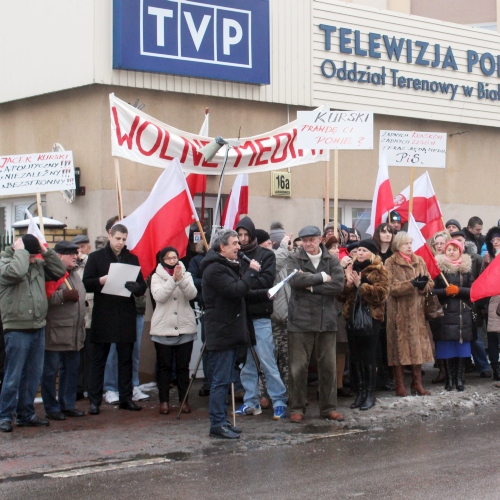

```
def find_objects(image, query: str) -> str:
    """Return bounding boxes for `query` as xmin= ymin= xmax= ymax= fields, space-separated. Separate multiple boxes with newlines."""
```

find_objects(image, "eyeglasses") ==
xmin=164 ymin=256 xmax=178 ymax=261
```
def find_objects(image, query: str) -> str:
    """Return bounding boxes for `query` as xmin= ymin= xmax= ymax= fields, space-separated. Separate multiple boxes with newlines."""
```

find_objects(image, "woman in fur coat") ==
xmin=385 ymin=232 xmax=434 ymax=397
xmin=433 ymin=240 xmax=474 ymax=392
xmin=339 ymin=240 xmax=389 ymax=411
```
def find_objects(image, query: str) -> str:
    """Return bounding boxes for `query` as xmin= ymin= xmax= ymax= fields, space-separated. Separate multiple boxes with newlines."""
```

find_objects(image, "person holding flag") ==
xmin=432 ymin=239 xmax=475 ymax=392
xmin=385 ymin=231 xmax=434 ymax=398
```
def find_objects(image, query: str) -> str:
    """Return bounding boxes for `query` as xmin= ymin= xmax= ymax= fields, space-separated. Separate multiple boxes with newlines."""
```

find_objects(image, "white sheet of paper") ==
xmin=268 ymin=269 xmax=297 ymax=299
xmin=101 ymin=263 xmax=141 ymax=297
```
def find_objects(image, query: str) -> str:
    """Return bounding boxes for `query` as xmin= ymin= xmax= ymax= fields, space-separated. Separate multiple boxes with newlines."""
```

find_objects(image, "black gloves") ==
xmin=63 ymin=289 xmax=79 ymax=302
xmin=125 ymin=281 xmax=142 ymax=294
xmin=411 ymin=275 xmax=429 ymax=290
xmin=360 ymin=275 xmax=371 ymax=285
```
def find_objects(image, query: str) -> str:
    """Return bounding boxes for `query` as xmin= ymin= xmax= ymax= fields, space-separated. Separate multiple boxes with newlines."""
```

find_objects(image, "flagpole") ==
xmin=325 ymin=156 xmax=330 ymax=230
xmin=408 ymin=167 xmax=415 ymax=217
xmin=36 ymin=193 xmax=45 ymax=237
xmin=113 ymin=157 xmax=124 ymax=220
xmin=333 ymin=150 xmax=339 ymax=238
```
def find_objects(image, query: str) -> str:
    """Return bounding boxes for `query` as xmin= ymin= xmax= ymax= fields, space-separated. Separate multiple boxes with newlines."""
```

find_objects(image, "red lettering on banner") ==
xmin=112 ymin=107 xmax=140 ymax=149
xmin=193 ymin=140 xmax=218 ymax=168
xmin=271 ymin=133 xmax=292 ymax=164
xmin=233 ymin=141 xmax=257 ymax=168
xmin=255 ymin=138 xmax=273 ymax=166
xmin=159 ymin=130 xmax=174 ymax=161
xmin=136 ymin=122 xmax=163 ymax=156
xmin=181 ymin=138 xmax=205 ymax=166
xmin=288 ymin=129 xmax=298 ymax=159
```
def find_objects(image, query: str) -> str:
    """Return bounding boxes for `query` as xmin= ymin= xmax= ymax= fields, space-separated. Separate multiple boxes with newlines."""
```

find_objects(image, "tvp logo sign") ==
xmin=113 ymin=0 xmax=270 ymax=85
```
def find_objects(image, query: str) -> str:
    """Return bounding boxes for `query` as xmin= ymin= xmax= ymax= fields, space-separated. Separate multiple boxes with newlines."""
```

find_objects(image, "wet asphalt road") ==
xmin=2 ymin=410 xmax=500 ymax=499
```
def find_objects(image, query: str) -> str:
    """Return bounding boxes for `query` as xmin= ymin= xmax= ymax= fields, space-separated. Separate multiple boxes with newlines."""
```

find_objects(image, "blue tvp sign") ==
xmin=113 ymin=0 xmax=270 ymax=85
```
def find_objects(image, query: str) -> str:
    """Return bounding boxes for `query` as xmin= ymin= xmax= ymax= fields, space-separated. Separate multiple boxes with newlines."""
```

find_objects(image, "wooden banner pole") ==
xmin=408 ymin=167 xmax=415 ymax=217
xmin=114 ymin=157 xmax=124 ymax=220
xmin=325 ymin=156 xmax=330 ymax=230
xmin=333 ymin=150 xmax=339 ymax=238
xmin=196 ymin=220 xmax=210 ymax=251
xmin=36 ymin=193 xmax=45 ymax=237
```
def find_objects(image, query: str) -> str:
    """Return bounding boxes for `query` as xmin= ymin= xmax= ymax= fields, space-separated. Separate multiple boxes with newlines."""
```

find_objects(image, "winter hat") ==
xmin=71 ymin=234 xmax=90 ymax=245
xmin=255 ymin=229 xmax=271 ymax=245
xmin=347 ymin=241 xmax=360 ymax=253
xmin=450 ymin=231 xmax=466 ymax=239
xmin=325 ymin=235 xmax=339 ymax=250
xmin=21 ymin=234 xmax=41 ymax=255
xmin=269 ymin=221 xmax=285 ymax=243
xmin=358 ymin=239 xmax=379 ymax=255
xmin=54 ymin=240 xmax=79 ymax=255
xmin=159 ymin=246 xmax=179 ymax=261
xmin=445 ymin=239 xmax=463 ymax=254
xmin=445 ymin=219 xmax=462 ymax=231
xmin=388 ymin=211 xmax=401 ymax=222
xmin=298 ymin=225 xmax=321 ymax=238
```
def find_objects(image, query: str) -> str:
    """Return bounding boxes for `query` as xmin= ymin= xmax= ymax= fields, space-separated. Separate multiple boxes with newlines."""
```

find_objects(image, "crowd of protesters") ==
xmin=0 ymin=211 xmax=499 ymax=439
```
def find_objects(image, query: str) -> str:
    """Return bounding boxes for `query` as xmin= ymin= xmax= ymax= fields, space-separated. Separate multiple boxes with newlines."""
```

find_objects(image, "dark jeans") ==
xmin=487 ymin=331 xmax=500 ymax=366
xmin=77 ymin=328 xmax=92 ymax=394
xmin=41 ymin=350 xmax=80 ymax=413
xmin=347 ymin=320 xmax=380 ymax=367
xmin=0 ymin=329 xmax=45 ymax=423
xmin=0 ymin=324 xmax=5 ymax=392
xmin=88 ymin=342 xmax=134 ymax=405
xmin=208 ymin=348 xmax=237 ymax=428
xmin=200 ymin=316 xmax=214 ymax=388
xmin=154 ymin=340 xmax=193 ymax=403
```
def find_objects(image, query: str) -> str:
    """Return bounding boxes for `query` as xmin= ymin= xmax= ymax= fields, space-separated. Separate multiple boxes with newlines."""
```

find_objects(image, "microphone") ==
xmin=238 ymin=251 xmax=252 ymax=264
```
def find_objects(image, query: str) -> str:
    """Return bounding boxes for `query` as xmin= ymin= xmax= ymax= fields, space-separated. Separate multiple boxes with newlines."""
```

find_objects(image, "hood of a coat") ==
xmin=485 ymin=226 xmax=500 ymax=259
xmin=235 ymin=216 xmax=256 ymax=241
xmin=436 ymin=253 xmax=472 ymax=274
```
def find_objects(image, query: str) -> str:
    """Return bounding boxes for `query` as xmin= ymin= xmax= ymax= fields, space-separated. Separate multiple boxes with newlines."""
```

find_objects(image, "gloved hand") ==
xmin=446 ymin=284 xmax=460 ymax=296
xmin=63 ymin=289 xmax=79 ymax=302
xmin=125 ymin=281 xmax=142 ymax=294
xmin=411 ymin=275 xmax=428 ymax=290
xmin=360 ymin=275 xmax=371 ymax=285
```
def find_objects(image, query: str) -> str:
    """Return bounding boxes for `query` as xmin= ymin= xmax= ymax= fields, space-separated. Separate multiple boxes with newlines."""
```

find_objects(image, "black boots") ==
xmin=492 ymin=363 xmax=500 ymax=381
xmin=444 ymin=358 xmax=454 ymax=391
xmin=444 ymin=358 xmax=466 ymax=391
xmin=360 ymin=365 xmax=377 ymax=411
xmin=350 ymin=363 xmax=365 ymax=409
xmin=456 ymin=358 xmax=465 ymax=391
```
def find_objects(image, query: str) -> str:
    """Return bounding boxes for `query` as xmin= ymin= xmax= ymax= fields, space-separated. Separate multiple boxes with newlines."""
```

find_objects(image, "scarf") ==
xmin=239 ymin=237 xmax=258 ymax=254
xmin=398 ymin=251 xmax=412 ymax=263
xmin=162 ymin=262 xmax=176 ymax=276
xmin=352 ymin=259 xmax=371 ymax=273
xmin=443 ymin=255 xmax=462 ymax=267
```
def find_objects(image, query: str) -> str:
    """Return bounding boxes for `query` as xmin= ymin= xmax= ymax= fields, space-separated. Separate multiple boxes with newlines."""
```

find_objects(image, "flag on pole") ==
xmin=25 ymin=210 xmax=47 ymax=246
xmin=367 ymin=152 xmax=394 ymax=235
xmin=392 ymin=171 xmax=444 ymax=239
xmin=185 ymin=108 xmax=209 ymax=197
xmin=221 ymin=174 xmax=249 ymax=230
xmin=407 ymin=214 xmax=440 ymax=279
xmin=471 ymin=256 xmax=500 ymax=302
xmin=119 ymin=158 xmax=197 ymax=278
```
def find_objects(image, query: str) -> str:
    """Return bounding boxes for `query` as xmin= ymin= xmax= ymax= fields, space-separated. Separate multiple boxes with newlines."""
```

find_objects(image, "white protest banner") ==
xmin=110 ymin=94 xmax=329 ymax=175
xmin=379 ymin=130 xmax=447 ymax=168
xmin=0 ymin=152 xmax=75 ymax=196
xmin=296 ymin=107 xmax=373 ymax=149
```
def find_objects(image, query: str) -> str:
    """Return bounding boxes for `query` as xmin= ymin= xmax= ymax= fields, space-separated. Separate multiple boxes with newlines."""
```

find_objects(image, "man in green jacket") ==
xmin=0 ymin=235 xmax=66 ymax=433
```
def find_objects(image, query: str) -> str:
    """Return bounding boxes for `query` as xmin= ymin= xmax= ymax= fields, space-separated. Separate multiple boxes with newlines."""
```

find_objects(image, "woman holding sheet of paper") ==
xmin=150 ymin=247 xmax=198 ymax=415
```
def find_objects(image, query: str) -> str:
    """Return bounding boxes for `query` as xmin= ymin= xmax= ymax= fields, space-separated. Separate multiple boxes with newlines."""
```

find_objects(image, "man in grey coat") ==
xmin=41 ymin=240 xmax=87 ymax=420
xmin=286 ymin=225 xmax=345 ymax=423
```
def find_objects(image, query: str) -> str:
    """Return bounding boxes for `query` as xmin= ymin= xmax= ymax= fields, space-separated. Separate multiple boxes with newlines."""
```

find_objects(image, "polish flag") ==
xmin=393 ymin=171 xmax=444 ymax=239
xmin=25 ymin=210 xmax=48 ymax=247
xmin=221 ymin=174 xmax=249 ymax=229
xmin=120 ymin=158 xmax=197 ymax=278
xmin=408 ymin=214 xmax=440 ymax=279
xmin=471 ymin=255 xmax=500 ymax=302
xmin=185 ymin=108 xmax=209 ymax=197
xmin=366 ymin=153 xmax=394 ymax=235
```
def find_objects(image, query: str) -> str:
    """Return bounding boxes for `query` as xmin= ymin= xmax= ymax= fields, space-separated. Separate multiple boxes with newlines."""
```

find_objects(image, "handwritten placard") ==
xmin=0 ymin=151 xmax=76 ymax=195
xmin=379 ymin=131 xmax=447 ymax=168
xmin=297 ymin=109 xmax=373 ymax=149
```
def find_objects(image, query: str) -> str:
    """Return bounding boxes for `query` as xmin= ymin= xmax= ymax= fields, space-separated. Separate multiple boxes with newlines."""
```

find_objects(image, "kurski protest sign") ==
xmin=0 ymin=152 xmax=75 ymax=196
xmin=379 ymin=130 xmax=447 ymax=168
xmin=296 ymin=108 xmax=374 ymax=149
xmin=110 ymin=94 xmax=329 ymax=174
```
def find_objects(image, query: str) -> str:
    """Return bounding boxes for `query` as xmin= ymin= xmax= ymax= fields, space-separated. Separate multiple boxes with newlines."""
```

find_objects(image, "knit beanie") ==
xmin=269 ymin=221 xmax=285 ymax=243
xmin=358 ymin=239 xmax=379 ymax=255
xmin=255 ymin=229 xmax=271 ymax=245
xmin=21 ymin=234 xmax=41 ymax=255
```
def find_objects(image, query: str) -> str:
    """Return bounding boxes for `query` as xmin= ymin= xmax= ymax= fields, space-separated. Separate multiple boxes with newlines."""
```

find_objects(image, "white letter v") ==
xmin=184 ymin=12 xmax=211 ymax=51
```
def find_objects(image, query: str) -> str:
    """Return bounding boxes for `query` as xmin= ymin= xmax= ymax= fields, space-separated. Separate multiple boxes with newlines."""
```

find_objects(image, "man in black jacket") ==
xmin=83 ymin=224 xmax=147 ymax=415
xmin=234 ymin=217 xmax=288 ymax=420
xmin=201 ymin=229 xmax=260 ymax=439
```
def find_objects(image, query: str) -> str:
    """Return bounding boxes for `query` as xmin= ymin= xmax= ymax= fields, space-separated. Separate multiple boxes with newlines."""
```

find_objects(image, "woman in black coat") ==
xmin=433 ymin=239 xmax=475 ymax=392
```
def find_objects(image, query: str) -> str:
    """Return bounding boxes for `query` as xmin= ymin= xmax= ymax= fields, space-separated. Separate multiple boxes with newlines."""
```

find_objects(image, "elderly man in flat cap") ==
xmin=286 ymin=225 xmax=345 ymax=423
xmin=41 ymin=240 xmax=87 ymax=420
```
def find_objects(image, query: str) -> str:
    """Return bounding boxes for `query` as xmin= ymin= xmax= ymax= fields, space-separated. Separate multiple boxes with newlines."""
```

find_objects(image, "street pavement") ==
xmin=1 ymin=363 xmax=500 ymax=496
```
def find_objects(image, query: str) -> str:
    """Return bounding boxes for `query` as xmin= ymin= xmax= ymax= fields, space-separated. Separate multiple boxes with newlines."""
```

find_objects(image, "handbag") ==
xmin=424 ymin=292 xmax=444 ymax=320
xmin=346 ymin=289 xmax=373 ymax=337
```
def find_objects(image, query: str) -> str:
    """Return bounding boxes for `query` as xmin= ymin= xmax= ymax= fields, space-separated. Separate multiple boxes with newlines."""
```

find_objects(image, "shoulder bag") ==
xmin=346 ymin=288 xmax=373 ymax=337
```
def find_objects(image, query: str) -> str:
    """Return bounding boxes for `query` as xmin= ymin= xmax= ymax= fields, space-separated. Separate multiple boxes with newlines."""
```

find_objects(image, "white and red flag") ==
xmin=119 ymin=158 xmax=197 ymax=278
xmin=393 ymin=171 xmax=444 ymax=239
xmin=186 ymin=108 xmax=209 ymax=197
xmin=25 ymin=210 xmax=47 ymax=246
xmin=408 ymin=214 xmax=440 ymax=279
xmin=367 ymin=152 xmax=394 ymax=235
xmin=221 ymin=174 xmax=249 ymax=230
